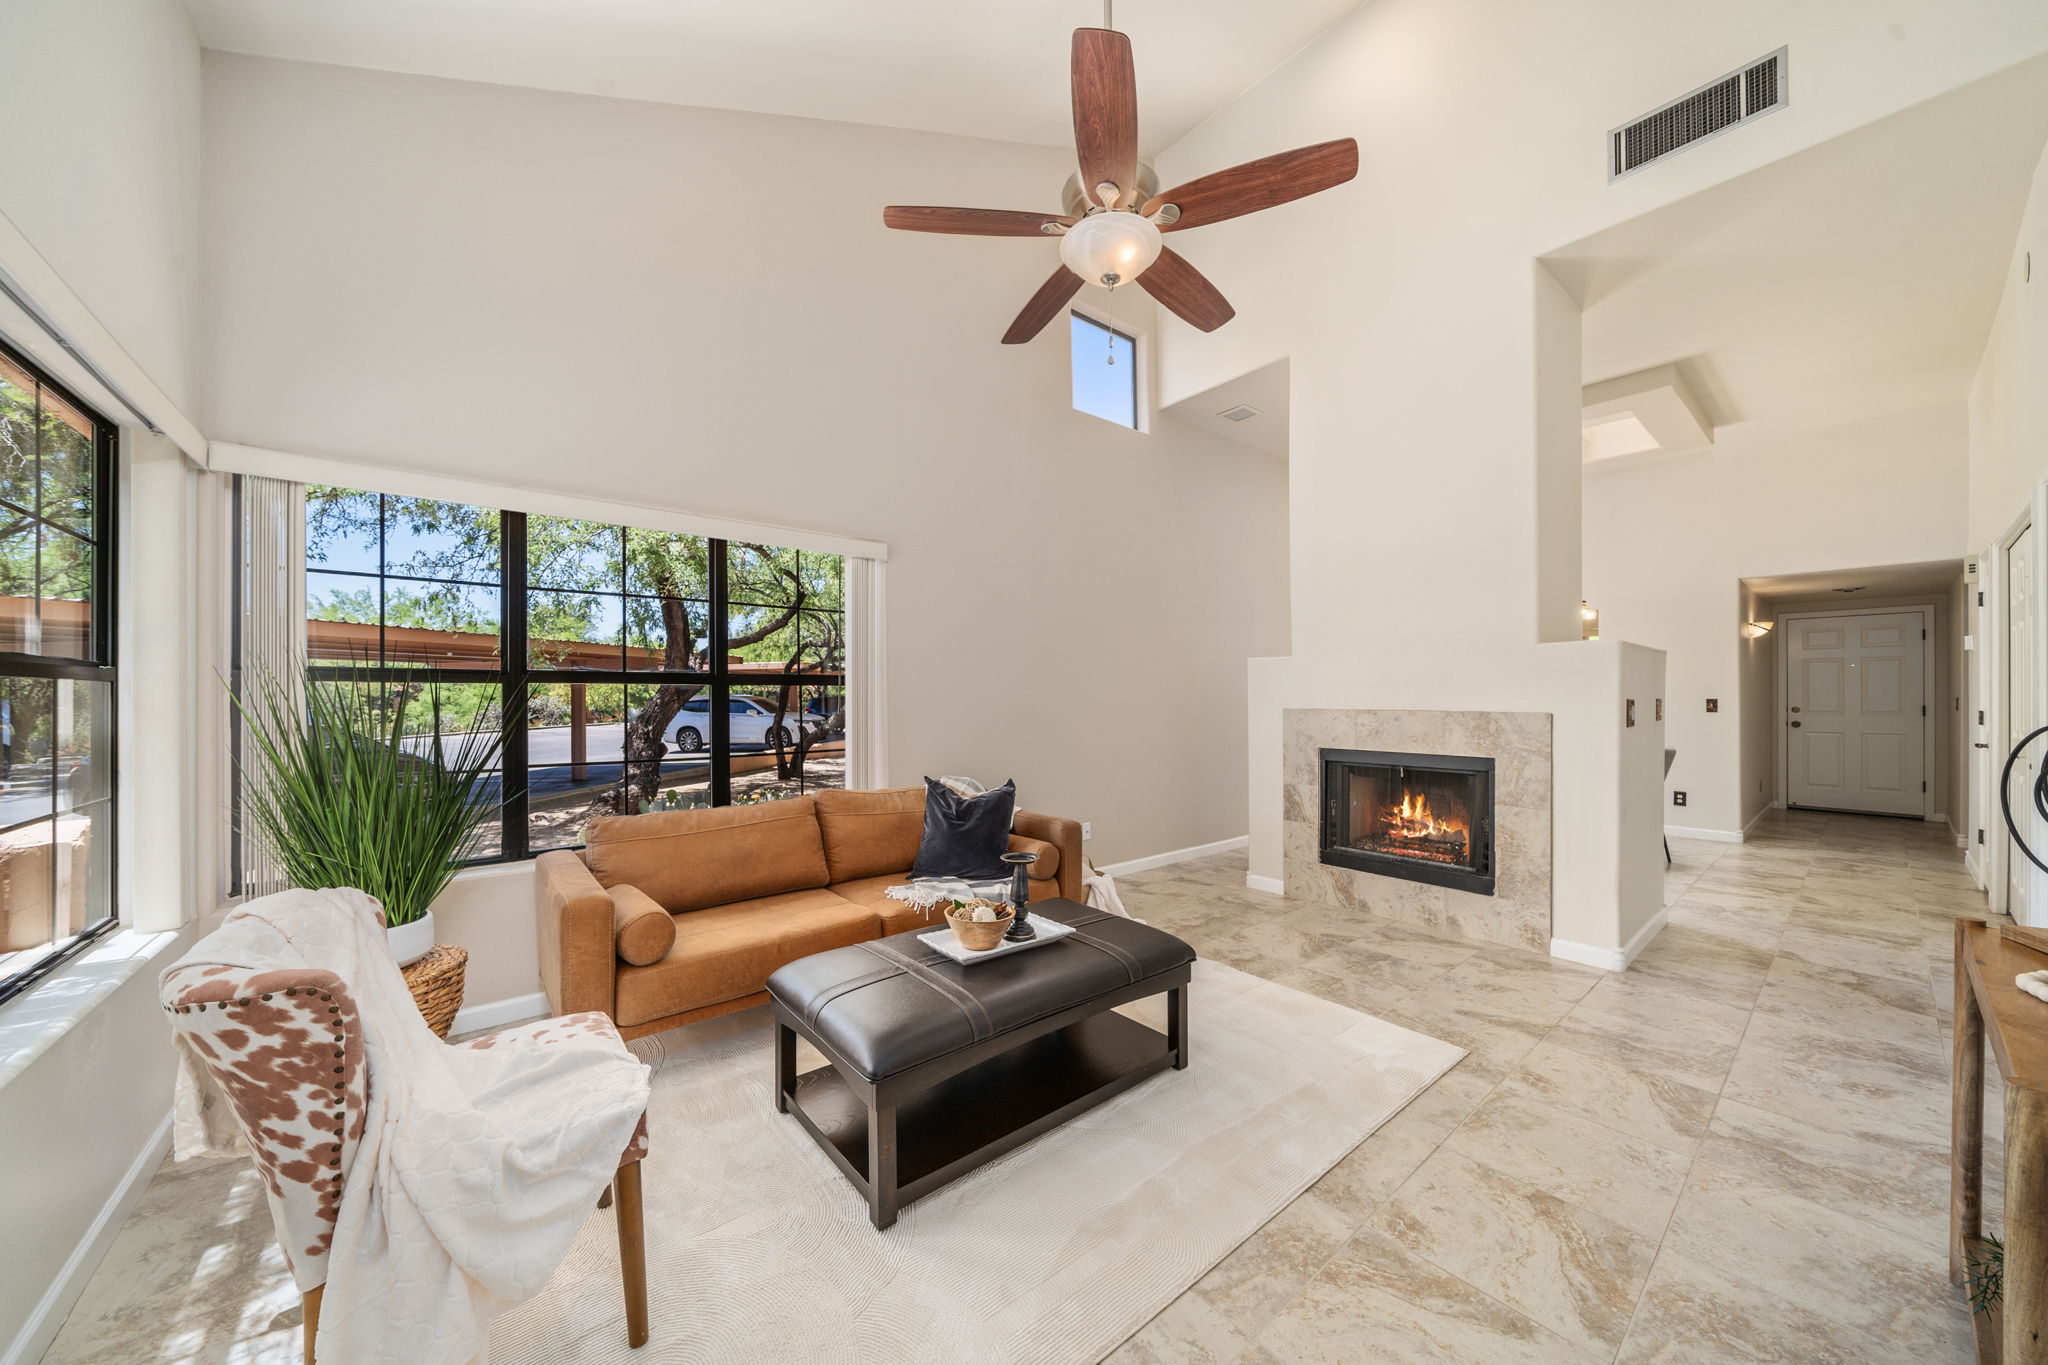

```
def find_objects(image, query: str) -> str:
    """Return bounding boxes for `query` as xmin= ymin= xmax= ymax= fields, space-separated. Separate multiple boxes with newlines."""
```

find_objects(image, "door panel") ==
xmin=1785 ymin=609 xmax=1927 ymax=816
xmin=1860 ymin=657 xmax=1904 ymax=713
xmin=1803 ymin=658 xmax=1845 ymax=714
xmin=1860 ymin=734 xmax=1907 ymax=792
xmin=1804 ymin=732 xmax=1844 ymax=788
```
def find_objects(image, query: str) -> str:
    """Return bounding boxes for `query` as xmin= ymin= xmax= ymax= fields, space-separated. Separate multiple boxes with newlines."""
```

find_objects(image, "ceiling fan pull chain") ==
xmin=1106 ymin=288 xmax=1116 ymax=365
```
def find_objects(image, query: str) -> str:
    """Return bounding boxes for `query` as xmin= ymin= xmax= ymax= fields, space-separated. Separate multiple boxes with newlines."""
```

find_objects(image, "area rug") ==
xmin=489 ymin=959 xmax=1465 ymax=1364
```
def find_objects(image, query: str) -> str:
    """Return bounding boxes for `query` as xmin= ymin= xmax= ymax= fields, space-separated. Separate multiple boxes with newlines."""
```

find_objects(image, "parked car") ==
xmin=673 ymin=696 xmax=816 ymax=752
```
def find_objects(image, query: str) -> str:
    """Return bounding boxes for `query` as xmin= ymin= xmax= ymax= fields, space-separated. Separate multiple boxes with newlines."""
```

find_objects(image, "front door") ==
xmin=2011 ymin=523 xmax=2036 ymax=919
xmin=1785 ymin=610 xmax=1927 ymax=817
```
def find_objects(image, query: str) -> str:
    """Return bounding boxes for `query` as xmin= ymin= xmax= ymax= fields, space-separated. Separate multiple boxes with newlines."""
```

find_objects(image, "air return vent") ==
xmin=1610 ymin=49 xmax=1787 ymax=180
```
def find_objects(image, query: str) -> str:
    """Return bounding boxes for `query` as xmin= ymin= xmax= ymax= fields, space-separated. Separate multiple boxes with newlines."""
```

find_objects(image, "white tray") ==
xmin=918 ymin=914 xmax=1076 ymax=965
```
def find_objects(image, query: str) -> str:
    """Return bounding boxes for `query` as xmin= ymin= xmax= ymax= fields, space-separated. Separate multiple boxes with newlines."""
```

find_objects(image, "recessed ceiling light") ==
xmin=1218 ymin=404 xmax=1261 ymax=422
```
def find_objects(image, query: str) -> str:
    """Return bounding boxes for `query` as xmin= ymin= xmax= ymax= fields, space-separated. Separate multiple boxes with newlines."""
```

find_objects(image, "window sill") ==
xmin=0 ymin=926 xmax=185 ymax=1090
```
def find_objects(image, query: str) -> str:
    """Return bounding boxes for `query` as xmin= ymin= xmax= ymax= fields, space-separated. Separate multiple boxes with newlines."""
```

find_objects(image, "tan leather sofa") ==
xmin=534 ymin=786 xmax=1084 ymax=1040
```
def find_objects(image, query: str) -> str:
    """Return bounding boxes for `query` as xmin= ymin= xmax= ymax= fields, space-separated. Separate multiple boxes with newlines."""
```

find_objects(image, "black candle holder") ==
xmin=1001 ymin=850 xmax=1038 ymax=941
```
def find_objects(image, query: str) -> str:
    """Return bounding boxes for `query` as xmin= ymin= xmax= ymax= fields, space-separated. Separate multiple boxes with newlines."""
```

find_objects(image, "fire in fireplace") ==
xmin=1319 ymin=748 xmax=1496 ymax=896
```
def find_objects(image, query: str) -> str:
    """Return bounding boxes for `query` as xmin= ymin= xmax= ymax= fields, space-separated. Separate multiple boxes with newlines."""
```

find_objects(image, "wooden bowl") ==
xmin=946 ymin=903 xmax=1015 ymax=952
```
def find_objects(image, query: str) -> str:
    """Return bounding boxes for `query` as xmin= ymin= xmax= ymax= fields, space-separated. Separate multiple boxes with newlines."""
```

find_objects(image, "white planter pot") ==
xmin=387 ymin=912 xmax=436 ymax=967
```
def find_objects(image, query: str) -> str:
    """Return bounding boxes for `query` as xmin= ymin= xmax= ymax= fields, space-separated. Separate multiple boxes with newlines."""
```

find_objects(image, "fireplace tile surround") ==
xmin=1282 ymin=709 xmax=1552 ymax=953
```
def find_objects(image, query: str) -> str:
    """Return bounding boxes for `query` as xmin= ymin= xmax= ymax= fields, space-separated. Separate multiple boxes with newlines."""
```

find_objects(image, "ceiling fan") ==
xmin=882 ymin=15 xmax=1358 ymax=345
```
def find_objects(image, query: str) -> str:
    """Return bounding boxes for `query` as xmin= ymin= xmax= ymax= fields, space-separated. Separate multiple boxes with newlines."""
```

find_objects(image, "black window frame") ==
xmin=274 ymin=490 xmax=846 ymax=870
xmin=0 ymin=334 xmax=120 ymax=1007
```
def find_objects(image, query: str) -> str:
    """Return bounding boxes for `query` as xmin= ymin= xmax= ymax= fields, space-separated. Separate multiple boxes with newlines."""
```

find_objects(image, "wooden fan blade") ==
xmin=1003 ymin=267 xmax=1085 ymax=345
xmin=883 ymin=206 xmax=1073 ymax=236
xmin=1142 ymin=138 xmax=1358 ymax=231
xmin=1137 ymin=248 xmax=1234 ymax=332
xmin=1072 ymin=28 xmax=1139 ymax=208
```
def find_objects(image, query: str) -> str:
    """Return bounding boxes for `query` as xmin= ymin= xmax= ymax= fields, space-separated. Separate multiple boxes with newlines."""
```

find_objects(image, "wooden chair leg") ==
xmin=302 ymin=1285 xmax=323 ymax=1365
xmin=614 ymin=1161 xmax=649 ymax=1348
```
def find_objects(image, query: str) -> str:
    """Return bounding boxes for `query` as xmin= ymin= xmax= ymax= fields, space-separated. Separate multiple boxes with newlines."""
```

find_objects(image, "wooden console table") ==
xmin=1953 ymin=918 xmax=2048 ymax=1363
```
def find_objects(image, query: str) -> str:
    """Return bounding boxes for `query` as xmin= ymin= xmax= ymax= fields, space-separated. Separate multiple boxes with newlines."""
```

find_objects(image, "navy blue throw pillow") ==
xmin=910 ymin=777 xmax=1017 ymax=880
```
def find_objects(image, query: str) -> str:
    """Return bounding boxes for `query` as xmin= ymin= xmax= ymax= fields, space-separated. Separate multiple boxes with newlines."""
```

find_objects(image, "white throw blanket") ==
xmin=168 ymin=889 xmax=650 ymax=1365
xmin=882 ymin=876 xmax=1014 ymax=912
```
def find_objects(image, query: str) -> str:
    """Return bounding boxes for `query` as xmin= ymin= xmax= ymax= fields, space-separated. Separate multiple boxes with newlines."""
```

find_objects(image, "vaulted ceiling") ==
xmin=182 ymin=0 xmax=1367 ymax=152
xmin=1548 ymin=53 xmax=2048 ymax=458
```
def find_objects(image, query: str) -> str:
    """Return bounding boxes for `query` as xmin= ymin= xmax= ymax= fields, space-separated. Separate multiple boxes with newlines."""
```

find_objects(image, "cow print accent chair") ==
xmin=160 ymin=966 xmax=651 ymax=1361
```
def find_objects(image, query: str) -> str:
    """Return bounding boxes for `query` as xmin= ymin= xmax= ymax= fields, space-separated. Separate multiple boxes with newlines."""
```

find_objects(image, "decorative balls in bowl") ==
xmin=945 ymin=898 xmax=1015 ymax=952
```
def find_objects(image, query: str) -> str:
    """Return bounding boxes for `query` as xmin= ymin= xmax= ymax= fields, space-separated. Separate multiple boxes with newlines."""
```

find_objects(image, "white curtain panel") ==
xmin=845 ymin=556 xmax=886 ymax=790
xmin=232 ymin=473 xmax=306 ymax=898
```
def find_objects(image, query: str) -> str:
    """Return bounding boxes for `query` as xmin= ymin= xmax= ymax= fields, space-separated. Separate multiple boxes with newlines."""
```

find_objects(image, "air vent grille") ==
xmin=1610 ymin=49 xmax=1787 ymax=180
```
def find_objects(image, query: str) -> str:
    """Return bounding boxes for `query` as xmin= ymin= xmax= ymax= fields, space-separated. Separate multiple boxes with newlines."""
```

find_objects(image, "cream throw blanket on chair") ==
xmin=168 ymin=888 xmax=649 ymax=1365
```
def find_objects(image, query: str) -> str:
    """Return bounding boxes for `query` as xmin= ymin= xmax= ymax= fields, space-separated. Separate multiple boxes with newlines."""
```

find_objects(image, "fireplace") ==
xmin=1318 ymin=748 xmax=1496 ymax=896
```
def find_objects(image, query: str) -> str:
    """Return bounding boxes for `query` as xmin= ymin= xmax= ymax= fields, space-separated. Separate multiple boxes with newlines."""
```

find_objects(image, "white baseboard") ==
xmin=1665 ymin=824 xmax=1743 ymax=843
xmin=4 ymin=1109 xmax=173 ymax=1365
xmin=1244 ymin=873 xmax=1284 ymax=895
xmin=1741 ymin=805 xmax=1774 ymax=838
xmin=1098 ymin=835 xmax=1248 ymax=879
xmin=450 ymin=990 xmax=549 ymax=1037
xmin=1550 ymin=906 xmax=1669 ymax=972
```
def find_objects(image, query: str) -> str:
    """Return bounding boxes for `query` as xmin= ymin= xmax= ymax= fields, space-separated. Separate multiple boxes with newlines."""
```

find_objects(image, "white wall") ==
xmin=0 ymin=0 xmax=203 ymax=415
xmin=1152 ymin=0 xmax=2046 ymax=954
xmin=1584 ymin=404 xmax=1969 ymax=835
xmin=0 ymin=4 xmax=207 ymax=1356
xmin=1970 ymin=133 xmax=2048 ymax=550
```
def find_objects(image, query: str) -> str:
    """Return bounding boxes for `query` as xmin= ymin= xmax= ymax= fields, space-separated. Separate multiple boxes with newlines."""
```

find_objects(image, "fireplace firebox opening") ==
xmin=1318 ymin=748 xmax=1496 ymax=896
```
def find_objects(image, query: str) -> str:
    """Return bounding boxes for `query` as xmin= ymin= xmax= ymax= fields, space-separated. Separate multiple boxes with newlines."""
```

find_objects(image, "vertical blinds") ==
xmin=232 ymin=473 xmax=305 ymax=897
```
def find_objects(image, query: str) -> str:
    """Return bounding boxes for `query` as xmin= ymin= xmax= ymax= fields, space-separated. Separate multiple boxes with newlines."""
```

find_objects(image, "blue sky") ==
xmin=1070 ymin=313 xmax=1136 ymax=428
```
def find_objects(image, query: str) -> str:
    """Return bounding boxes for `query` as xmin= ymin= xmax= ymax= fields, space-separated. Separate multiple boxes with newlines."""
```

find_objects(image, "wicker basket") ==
xmin=402 ymin=943 xmax=468 ymax=1038
xmin=946 ymin=904 xmax=1015 ymax=953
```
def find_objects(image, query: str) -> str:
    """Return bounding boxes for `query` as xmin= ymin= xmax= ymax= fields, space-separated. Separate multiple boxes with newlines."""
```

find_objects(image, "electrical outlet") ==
xmin=1082 ymin=822 xmax=1092 ymax=840
xmin=1673 ymin=791 xmax=1688 ymax=807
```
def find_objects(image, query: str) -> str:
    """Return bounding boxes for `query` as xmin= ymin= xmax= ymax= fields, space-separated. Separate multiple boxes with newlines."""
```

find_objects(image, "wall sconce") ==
xmin=1741 ymin=620 xmax=1774 ymax=640
xmin=1581 ymin=601 xmax=1600 ymax=641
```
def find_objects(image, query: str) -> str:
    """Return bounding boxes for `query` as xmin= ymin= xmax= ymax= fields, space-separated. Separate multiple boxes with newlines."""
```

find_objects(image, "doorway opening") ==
xmin=1736 ymin=560 xmax=1966 ymax=834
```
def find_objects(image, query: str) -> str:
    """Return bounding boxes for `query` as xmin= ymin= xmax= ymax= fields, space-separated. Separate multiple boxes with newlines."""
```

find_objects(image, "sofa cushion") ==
xmin=909 ymin=777 xmax=1016 ymax=880
xmin=830 ymin=874 xmax=944 ymax=936
xmin=613 ymin=887 xmax=877 ymax=1027
xmin=583 ymin=797 xmax=830 ymax=912
xmin=611 ymin=884 xmax=676 ymax=966
xmin=814 ymin=786 xmax=925 ymax=884
xmin=1006 ymin=834 xmax=1060 ymax=883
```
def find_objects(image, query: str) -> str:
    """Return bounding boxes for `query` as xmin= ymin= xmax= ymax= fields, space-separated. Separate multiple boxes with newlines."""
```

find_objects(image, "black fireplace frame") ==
xmin=1318 ymin=748 xmax=1497 ymax=897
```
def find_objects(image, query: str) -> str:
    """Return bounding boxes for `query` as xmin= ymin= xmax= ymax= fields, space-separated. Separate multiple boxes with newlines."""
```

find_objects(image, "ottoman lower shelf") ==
xmin=786 ymin=1010 xmax=1173 ymax=1214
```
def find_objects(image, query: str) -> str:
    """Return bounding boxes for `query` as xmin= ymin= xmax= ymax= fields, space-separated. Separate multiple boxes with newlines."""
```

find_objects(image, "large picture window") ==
xmin=299 ymin=487 xmax=846 ymax=863
xmin=0 ymin=338 xmax=117 ymax=1004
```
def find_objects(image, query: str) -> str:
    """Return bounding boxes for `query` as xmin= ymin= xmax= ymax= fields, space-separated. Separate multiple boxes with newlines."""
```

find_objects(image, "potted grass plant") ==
xmin=231 ymin=663 xmax=517 ymax=964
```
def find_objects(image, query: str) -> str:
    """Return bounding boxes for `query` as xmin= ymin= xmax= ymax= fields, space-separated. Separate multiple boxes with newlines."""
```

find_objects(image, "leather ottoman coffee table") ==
xmin=766 ymin=899 xmax=1195 ymax=1229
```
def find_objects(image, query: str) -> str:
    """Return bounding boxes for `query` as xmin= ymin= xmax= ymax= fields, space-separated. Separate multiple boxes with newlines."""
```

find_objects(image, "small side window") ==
xmin=1070 ymin=312 xmax=1138 ymax=430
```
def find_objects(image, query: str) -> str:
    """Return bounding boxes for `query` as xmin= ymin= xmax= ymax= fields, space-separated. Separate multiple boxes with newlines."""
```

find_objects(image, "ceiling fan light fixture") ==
xmin=1058 ymin=210 xmax=1163 ymax=287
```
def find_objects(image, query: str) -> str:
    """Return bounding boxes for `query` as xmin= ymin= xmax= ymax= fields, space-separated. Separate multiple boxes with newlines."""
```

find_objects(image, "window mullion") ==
xmin=710 ymin=539 xmax=731 ymax=805
xmin=504 ymin=510 xmax=529 ymax=860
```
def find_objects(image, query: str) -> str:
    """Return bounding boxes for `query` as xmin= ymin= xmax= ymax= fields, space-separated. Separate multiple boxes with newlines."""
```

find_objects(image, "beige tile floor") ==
xmin=1107 ymin=808 xmax=1995 ymax=1364
xmin=43 ymin=808 xmax=1994 ymax=1363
